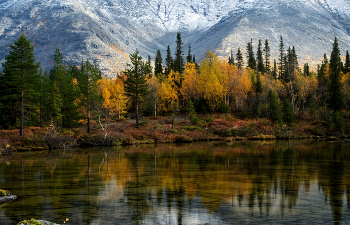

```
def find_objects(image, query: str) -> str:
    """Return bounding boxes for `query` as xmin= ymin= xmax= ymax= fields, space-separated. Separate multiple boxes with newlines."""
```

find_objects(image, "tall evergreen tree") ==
xmin=246 ymin=39 xmax=256 ymax=70
xmin=123 ymin=50 xmax=150 ymax=124
xmin=267 ymin=89 xmax=279 ymax=121
xmin=304 ymin=63 xmax=310 ymax=77
xmin=186 ymin=44 xmax=193 ymax=64
xmin=165 ymin=45 xmax=173 ymax=76
xmin=278 ymin=36 xmax=285 ymax=79
xmin=256 ymin=39 xmax=265 ymax=73
xmin=174 ymin=32 xmax=185 ymax=74
xmin=272 ymin=59 xmax=277 ymax=79
xmin=0 ymin=34 xmax=40 ymax=135
xmin=236 ymin=48 xmax=244 ymax=70
xmin=228 ymin=50 xmax=235 ymax=65
xmin=282 ymin=98 xmax=294 ymax=125
xmin=78 ymin=59 xmax=102 ymax=133
xmin=263 ymin=39 xmax=271 ymax=74
xmin=327 ymin=37 xmax=344 ymax=112
xmin=344 ymin=50 xmax=350 ymax=74
xmin=154 ymin=49 xmax=163 ymax=79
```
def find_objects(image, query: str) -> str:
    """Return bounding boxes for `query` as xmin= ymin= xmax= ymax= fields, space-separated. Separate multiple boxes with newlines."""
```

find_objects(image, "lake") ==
xmin=1 ymin=140 xmax=350 ymax=224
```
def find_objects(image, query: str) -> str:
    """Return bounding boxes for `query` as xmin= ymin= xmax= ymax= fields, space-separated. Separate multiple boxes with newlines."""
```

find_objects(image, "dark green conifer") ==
xmin=154 ymin=49 xmax=163 ymax=79
xmin=257 ymin=39 xmax=265 ymax=73
xmin=278 ymin=36 xmax=285 ymax=79
xmin=228 ymin=50 xmax=235 ymax=65
xmin=282 ymin=98 xmax=294 ymax=125
xmin=263 ymin=39 xmax=271 ymax=74
xmin=267 ymin=90 xmax=279 ymax=121
xmin=174 ymin=32 xmax=185 ymax=74
xmin=246 ymin=39 xmax=256 ymax=70
xmin=186 ymin=44 xmax=193 ymax=64
xmin=0 ymin=34 xmax=40 ymax=135
xmin=236 ymin=48 xmax=244 ymax=69
xmin=123 ymin=50 xmax=150 ymax=124
xmin=327 ymin=37 xmax=344 ymax=112
xmin=165 ymin=45 xmax=173 ymax=76
xmin=344 ymin=50 xmax=350 ymax=74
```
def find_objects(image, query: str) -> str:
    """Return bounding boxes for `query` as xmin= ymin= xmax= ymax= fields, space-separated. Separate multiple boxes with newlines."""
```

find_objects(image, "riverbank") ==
xmin=0 ymin=114 xmax=349 ymax=153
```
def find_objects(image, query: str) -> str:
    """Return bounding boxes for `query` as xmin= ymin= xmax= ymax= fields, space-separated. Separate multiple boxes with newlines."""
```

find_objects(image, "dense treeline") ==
xmin=0 ymin=33 xmax=350 ymax=136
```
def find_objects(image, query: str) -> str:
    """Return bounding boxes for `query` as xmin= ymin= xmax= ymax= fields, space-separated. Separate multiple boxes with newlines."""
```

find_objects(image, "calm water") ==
xmin=1 ymin=141 xmax=350 ymax=224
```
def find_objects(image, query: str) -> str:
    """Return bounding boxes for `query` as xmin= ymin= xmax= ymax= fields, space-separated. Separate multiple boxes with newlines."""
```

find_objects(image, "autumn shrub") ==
xmin=182 ymin=126 xmax=201 ymax=131
xmin=204 ymin=118 xmax=214 ymax=122
xmin=41 ymin=128 xmax=76 ymax=149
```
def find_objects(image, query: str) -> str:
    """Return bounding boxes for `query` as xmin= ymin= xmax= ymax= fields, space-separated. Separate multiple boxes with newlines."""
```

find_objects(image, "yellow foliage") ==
xmin=198 ymin=51 xmax=224 ymax=111
xmin=98 ymin=77 xmax=127 ymax=118
xmin=181 ymin=63 xmax=199 ymax=100
xmin=157 ymin=76 xmax=178 ymax=112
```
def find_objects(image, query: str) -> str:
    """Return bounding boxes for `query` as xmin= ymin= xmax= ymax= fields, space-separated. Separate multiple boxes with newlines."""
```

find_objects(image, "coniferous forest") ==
xmin=1 ymin=33 xmax=350 ymax=150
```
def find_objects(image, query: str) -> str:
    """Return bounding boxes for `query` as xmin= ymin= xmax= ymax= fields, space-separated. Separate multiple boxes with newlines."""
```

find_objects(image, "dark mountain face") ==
xmin=0 ymin=0 xmax=350 ymax=75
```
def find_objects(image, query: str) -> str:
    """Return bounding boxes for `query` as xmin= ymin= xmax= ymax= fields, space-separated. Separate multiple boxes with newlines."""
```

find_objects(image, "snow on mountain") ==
xmin=0 ymin=0 xmax=350 ymax=75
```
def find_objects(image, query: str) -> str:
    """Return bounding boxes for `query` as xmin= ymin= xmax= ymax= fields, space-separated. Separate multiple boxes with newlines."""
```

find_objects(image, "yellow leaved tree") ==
xmin=198 ymin=51 xmax=224 ymax=111
xmin=180 ymin=63 xmax=199 ymax=102
xmin=98 ymin=77 xmax=127 ymax=136
xmin=157 ymin=74 xmax=178 ymax=113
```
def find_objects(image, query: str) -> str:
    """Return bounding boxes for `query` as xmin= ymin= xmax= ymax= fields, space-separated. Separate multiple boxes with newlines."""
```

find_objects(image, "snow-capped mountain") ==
xmin=0 ymin=0 xmax=350 ymax=75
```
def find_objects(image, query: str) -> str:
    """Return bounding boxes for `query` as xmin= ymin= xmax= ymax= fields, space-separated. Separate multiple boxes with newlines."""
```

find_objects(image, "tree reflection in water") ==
xmin=0 ymin=141 xmax=349 ymax=224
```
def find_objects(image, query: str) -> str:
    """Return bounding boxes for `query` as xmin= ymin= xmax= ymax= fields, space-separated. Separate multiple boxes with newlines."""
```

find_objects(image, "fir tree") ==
xmin=186 ymin=44 xmax=193 ymax=64
xmin=263 ymin=39 xmax=271 ymax=74
xmin=165 ymin=45 xmax=173 ymax=76
xmin=0 ymin=34 xmax=40 ymax=135
xmin=278 ymin=36 xmax=285 ymax=79
xmin=174 ymin=32 xmax=185 ymax=74
xmin=236 ymin=48 xmax=244 ymax=70
xmin=154 ymin=49 xmax=163 ymax=79
xmin=123 ymin=50 xmax=150 ymax=124
xmin=246 ymin=39 xmax=256 ymax=70
xmin=228 ymin=50 xmax=235 ymax=65
xmin=256 ymin=39 xmax=265 ymax=73
xmin=327 ymin=37 xmax=344 ymax=112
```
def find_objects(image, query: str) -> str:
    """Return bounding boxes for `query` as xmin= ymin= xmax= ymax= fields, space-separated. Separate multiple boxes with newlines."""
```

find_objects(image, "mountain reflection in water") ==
xmin=0 ymin=141 xmax=350 ymax=224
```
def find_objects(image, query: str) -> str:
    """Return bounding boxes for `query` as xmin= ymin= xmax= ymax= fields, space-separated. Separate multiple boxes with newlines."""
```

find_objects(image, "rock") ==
xmin=0 ymin=194 xmax=17 ymax=204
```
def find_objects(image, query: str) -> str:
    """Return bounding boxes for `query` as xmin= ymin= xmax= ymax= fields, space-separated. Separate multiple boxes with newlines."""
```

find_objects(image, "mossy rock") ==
xmin=0 ymin=189 xmax=10 ymax=197
xmin=234 ymin=136 xmax=246 ymax=141
xmin=0 ymin=189 xmax=17 ymax=204
xmin=18 ymin=219 xmax=59 ymax=225
xmin=226 ymin=137 xmax=235 ymax=142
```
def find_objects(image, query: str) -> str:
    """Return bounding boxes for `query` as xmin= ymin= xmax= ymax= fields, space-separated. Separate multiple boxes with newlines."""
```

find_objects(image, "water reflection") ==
xmin=0 ymin=141 xmax=350 ymax=224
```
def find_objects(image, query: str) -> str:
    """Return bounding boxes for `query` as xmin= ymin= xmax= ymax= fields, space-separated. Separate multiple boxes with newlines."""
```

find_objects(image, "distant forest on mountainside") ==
xmin=0 ymin=32 xmax=350 ymax=138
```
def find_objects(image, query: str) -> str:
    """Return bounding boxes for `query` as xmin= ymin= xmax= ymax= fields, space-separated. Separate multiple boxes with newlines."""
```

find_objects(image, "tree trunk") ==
xmin=154 ymin=99 xmax=157 ymax=117
xmin=87 ymin=104 xmax=91 ymax=134
xmin=136 ymin=98 xmax=139 ymax=124
xmin=20 ymin=72 xmax=24 ymax=136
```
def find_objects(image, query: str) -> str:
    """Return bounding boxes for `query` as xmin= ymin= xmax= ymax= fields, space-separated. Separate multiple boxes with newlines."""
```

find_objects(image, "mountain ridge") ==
xmin=1 ymin=0 xmax=350 ymax=75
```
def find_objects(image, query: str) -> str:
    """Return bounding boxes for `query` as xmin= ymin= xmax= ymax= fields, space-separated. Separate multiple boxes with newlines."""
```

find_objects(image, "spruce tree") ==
xmin=246 ymin=39 xmax=256 ymax=70
xmin=263 ymin=39 xmax=271 ymax=74
xmin=174 ymin=32 xmax=185 ymax=74
xmin=282 ymin=98 xmax=294 ymax=125
xmin=228 ymin=50 xmax=235 ymax=65
xmin=344 ymin=50 xmax=350 ymax=74
xmin=327 ymin=37 xmax=344 ymax=112
xmin=278 ymin=36 xmax=285 ymax=79
xmin=267 ymin=89 xmax=279 ymax=121
xmin=236 ymin=48 xmax=244 ymax=70
xmin=154 ymin=49 xmax=163 ymax=79
xmin=123 ymin=50 xmax=150 ymax=124
xmin=257 ymin=39 xmax=265 ymax=73
xmin=186 ymin=99 xmax=196 ymax=124
xmin=304 ymin=63 xmax=310 ymax=77
xmin=78 ymin=59 xmax=102 ymax=133
xmin=272 ymin=59 xmax=277 ymax=79
xmin=186 ymin=44 xmax=193 ymax=64
xmin=165 ymin=45 xmax=173 ymax=76
xmin=0 ymin=34 xmax=40 ymax=135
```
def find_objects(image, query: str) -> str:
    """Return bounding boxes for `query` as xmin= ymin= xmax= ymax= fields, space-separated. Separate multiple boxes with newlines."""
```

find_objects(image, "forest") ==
xmin=0 ymin=33 xmax=349 ymax=149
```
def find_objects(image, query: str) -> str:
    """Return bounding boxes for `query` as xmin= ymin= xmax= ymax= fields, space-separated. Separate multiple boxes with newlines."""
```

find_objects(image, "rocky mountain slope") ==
xmin=1 ymin=0 xmax=350 ymax=76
